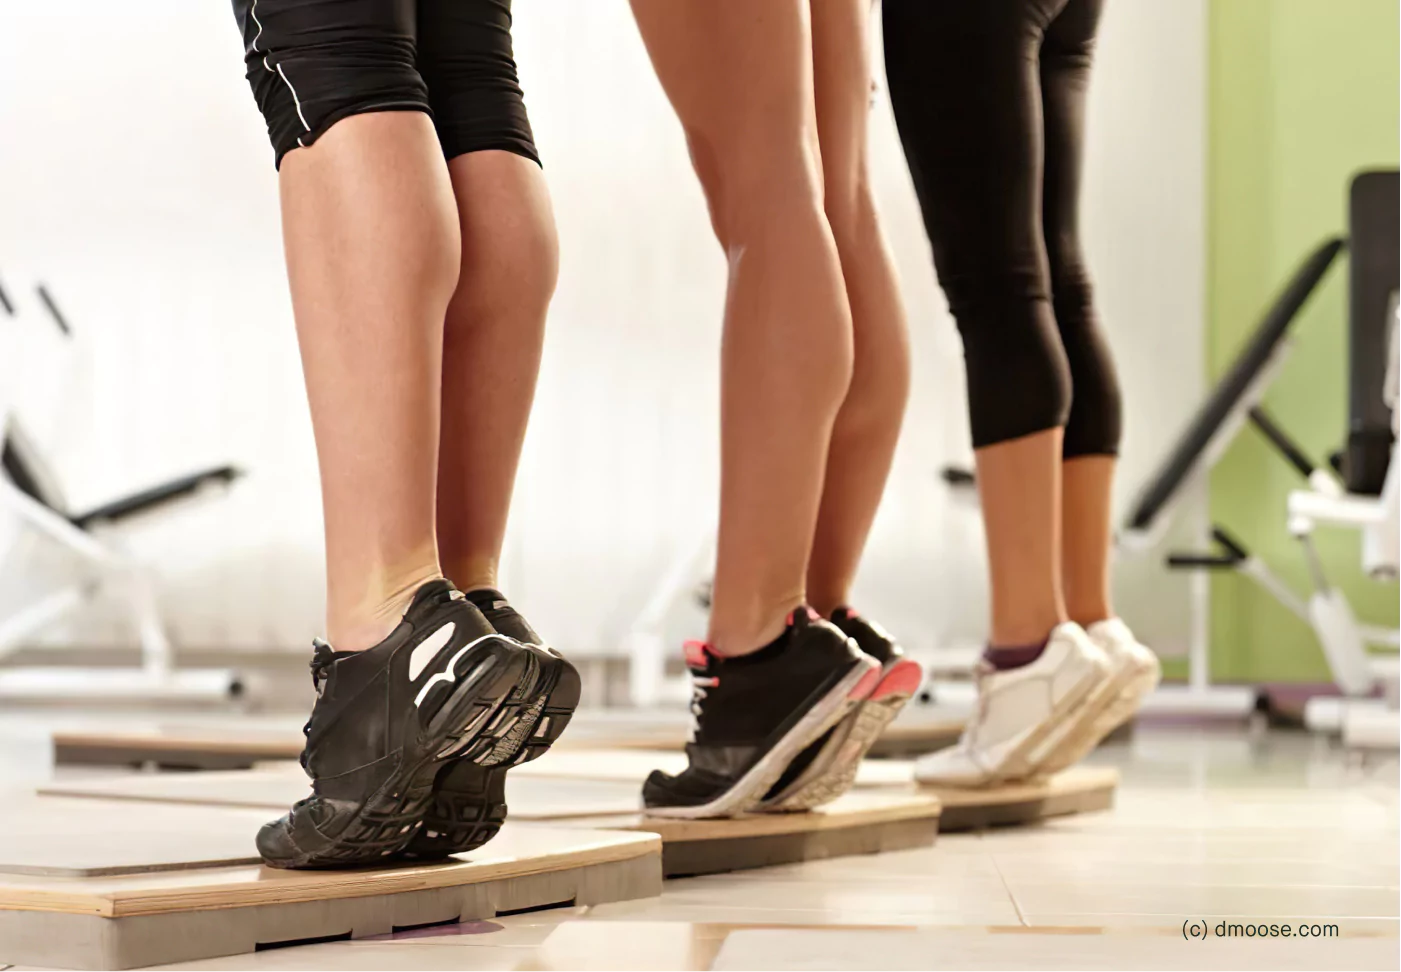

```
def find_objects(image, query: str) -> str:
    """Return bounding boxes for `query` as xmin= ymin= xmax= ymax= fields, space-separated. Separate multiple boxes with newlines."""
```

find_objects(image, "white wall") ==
xmin=0 ymin=0 xmax=1205 ymax=660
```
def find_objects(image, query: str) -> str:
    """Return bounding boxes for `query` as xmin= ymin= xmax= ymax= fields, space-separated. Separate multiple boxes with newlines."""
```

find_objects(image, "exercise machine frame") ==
xmin=0 ymin=279 xmax=244 ymax=704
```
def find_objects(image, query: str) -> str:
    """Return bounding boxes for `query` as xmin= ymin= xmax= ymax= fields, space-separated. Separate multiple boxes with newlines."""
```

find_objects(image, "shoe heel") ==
xmin=426 ymin=639 xmax=533 ymax=751
xmin=402 ymin=764 xmax=508 ymax=861
xmin=870 ymin=658 xmax=923 ymax=702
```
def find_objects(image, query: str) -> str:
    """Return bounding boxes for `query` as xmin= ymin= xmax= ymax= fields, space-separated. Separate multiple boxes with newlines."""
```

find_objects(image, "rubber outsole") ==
xmin=762 ymin=657 xmax=924 ymax=812
xmin=643 ymin=655 xmax=881 ymax=820
xmin=1034 ymin=651 xmax=1161 ymax=776
xmin=261 ymin=635 xmax=533 ymax=869
xmin=399 ymin=643 xmax=582 ymax=859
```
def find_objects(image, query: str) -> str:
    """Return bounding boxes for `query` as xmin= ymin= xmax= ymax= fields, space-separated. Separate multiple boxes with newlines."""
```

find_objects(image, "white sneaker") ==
xmin=914 ymin=622 xmax=1109 ymax=788
xmin=1035 ymin=617 xmax=1161 ymax=775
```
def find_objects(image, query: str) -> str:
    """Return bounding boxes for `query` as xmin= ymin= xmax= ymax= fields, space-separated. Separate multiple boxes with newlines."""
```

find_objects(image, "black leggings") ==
xmin=883 ymin=0 xmax=1121 ymax=457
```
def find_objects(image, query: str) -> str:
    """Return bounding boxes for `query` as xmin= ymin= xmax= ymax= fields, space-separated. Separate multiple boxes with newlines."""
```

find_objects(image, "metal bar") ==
xmin=1249 ymin=406 xmax=1317 ymax=478
xmin=0 ymin=477 xmax=122 ymax=564
xmin=0 ymin=586 xmax=90 ymax=660
xmin=34 ymin=284 xmax=72 ymax=337
xmin=1240 ymin=557 xmax=1310 ymax=620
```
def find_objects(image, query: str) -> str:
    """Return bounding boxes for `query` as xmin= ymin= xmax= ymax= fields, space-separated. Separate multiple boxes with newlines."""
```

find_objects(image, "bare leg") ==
xmin=805 ymin=0 xmax=912 ymax=616
xmin=630 ymin=0 xmax=854 ymax=655
xmin=436 ymin=151 xmax=559 ymax=593
xmin=280 ymin=111 xmax=461 ymax=651
xmin=975 ymin=429 xmax=1069 ymax=646
xmin=1061 ymin=455 xmax=1115 ymax=626
xmin=1043 ymin=0 xmax=1120 ymax=632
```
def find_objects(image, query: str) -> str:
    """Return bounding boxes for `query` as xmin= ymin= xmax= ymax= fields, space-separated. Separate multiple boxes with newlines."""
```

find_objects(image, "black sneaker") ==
xmin=256 ymin=579 xmax=534 ymax=869
xmin=641 ymin=608 xmax=880 ymax=819
xmin=832 ymin=608 xmax=905 ymax=670
xmin=398 ymin=588 xmax=580 ymax=860
xmin=759 ymin=608 xmax=924 ymax=812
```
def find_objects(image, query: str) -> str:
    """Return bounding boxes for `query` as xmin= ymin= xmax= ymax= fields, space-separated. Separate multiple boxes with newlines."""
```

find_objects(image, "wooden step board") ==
xmin=517 ymin=752 xmax=1115 ymax=839
xmin=52 ymin=705 xmax=964 ymax=770
xmin=53 ymin=726 xmax=302 ymax=770
xmin=39 ymin=767 xmax=644 ymax=820
xmin=51 ymin=722 xmax=689 ymax=769
xmin=0 ymin=797 xmax=660 ymax=971
xmin=923 ymin=765 xmax=1120 ymax=830
xmin=573 ymin=791 xmax=943 ymax=878
xmin=516 ymin=748 xmax=917 ymax=788
xmin=39 ymin=767 xmax=941 ymax=881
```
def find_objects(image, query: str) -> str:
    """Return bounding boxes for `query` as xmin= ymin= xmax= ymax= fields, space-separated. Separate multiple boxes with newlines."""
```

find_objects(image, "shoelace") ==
xmin=959 ymin=660 xmax=996 ymax=752
xmin=682 ymin=640 xmax=718 ymax=743
xmin=687 ymin=672 xmax=720 ymax=742
xmin=298 ymin=640 xmax=338 ymax=772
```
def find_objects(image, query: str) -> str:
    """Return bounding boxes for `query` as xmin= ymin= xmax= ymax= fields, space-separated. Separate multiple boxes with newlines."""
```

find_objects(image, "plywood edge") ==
xmin=0 ymin=829 xmax=660 ymax=918
xmin=111 ymin=829 xmax=661 ymax=917
xmin=567 ymin=792 xmax=943 ymax=841
xmin=0 ymin=888 xmax=118 ymax=917
xmin=923 ymin=765 xmax=1120 ymax=808
xmin=52 ymin=732 xmax=298 ymax=759
xmin=33 ymin=786 xmax=281 ymax=812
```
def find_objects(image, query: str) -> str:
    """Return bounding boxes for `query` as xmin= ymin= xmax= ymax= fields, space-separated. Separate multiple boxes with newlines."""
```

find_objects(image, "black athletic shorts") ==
xmin=232 ymin=0 xmax=539 ymax=169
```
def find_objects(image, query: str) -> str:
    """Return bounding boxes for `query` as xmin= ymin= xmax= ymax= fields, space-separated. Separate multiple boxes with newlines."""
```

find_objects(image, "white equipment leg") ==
xmin=0 ymin=473 xmax=241 ymax=704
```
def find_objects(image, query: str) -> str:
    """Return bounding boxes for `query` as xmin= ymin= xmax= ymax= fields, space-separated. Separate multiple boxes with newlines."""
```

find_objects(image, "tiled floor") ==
xmin=0 ymin=713 xmax=1397 ymax=970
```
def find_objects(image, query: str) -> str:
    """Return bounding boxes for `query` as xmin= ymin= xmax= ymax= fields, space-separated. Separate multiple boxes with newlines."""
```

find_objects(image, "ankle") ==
xmin=988 ymin=614 xmax=1065 ymax=650
xmin=329 ymin=565 xmax=445 ymax=652
xmin=806 ymin=593 xmax=847 ymax=619
xmin=1067 ymin=605 xmax=1114 ymax=629
xmin=707 ymin=600 xmax=803 ymax=658
xmin=443 ymin=556 xmax=499 ymax=597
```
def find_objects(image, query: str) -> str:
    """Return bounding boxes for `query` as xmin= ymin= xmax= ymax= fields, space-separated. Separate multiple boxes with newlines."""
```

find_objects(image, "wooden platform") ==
xmin=53 ymin=726 xmax=303 ymax=770
xmin=573 ymin=790 xmax=943 ymax=878
xmin=52 ymin=704 xmax=965 ymax=770
xmin=922 ymin=765 xmax=1120 ymax=830
xmin=39 ymin=766 xmax=644 ymax=820
xmin=516 ymin=753 xmax=1115 ymax=840
xmin=0 ymin=795 xmax=266 ymax=877
xmin=0 ymin=798 xmax=660 ymax=970
xmin=38 ymin=765 xmax=941 ymax=881
xmin=516 ymin=748 xmax=918 ymax=788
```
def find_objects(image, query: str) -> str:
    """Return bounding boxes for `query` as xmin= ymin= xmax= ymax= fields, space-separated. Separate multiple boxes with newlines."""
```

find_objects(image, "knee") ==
xmin=460 ymin=197 xmax=559 ymax=315
xmin=1049 ymin=263 xmax=1122 ymax=457
xmin=947 ymin=267 xmax=1073 ymax=450
xmin=1047 ymin=247 xmax=1093 ymax=326
xmin=684 ymin=129 xmax=826 ymax=250
xmin=503 ymin=206 xmax=560 ymax=310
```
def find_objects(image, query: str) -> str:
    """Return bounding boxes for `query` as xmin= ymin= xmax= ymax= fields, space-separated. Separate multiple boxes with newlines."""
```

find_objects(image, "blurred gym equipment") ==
xmin=0 ymin=279 xmax=245 ymax=703
xmin=935 ymin=173 xmax=1399 ymax=733
xmin=1123 ymin=171 xmax=1399 ymax=733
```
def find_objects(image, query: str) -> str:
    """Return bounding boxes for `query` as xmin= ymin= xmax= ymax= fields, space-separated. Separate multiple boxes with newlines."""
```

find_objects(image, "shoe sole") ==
xmin=643 ymin=656 xmax=882 ymax=820
xmin=1034 ymin=652 xmax=1161 ymax=776
xmin=761 ymin=658 xmax=924 ymax=812
xmin=399 ymin=643 xmax=582 ymax=859
xmin=263 ymin=635 xmax=533 ymax=869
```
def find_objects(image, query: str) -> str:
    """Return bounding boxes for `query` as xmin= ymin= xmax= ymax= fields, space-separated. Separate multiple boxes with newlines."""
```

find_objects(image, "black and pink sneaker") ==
xmin=641 ymin=608 xmax=880 ymax=819
xmin=759 ymin=608 xmax=924 ymax=812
